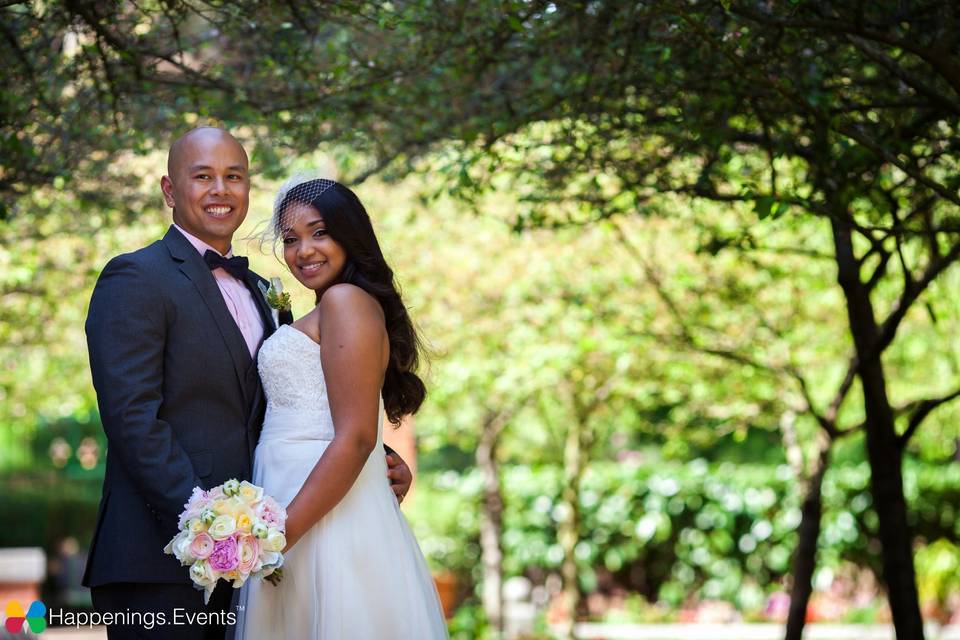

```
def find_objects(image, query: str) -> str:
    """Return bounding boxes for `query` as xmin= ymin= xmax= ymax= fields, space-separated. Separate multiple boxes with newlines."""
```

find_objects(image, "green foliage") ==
xmin=29 ymin=414 xmax=106 ymax=476
xmin=447 ymin=602 xmax=491 ymax=640
xmin=0 ymin=178 xmax=166 ymax=470
xmin=8 ymin=2 xmax=955 ymax=226
xmin=915 ymin=540 xmax=960 ymax=612
xmin=0 ymin=471 xmax=102 ymax=549
xmin=409 ymin=459 xmax=960 ymax=608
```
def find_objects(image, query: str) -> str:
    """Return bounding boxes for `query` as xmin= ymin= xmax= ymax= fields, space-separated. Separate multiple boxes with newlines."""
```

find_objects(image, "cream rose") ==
xmin=238 ymin=481 xmax=264 ymax=504
xmin=208 ymin=515 xmax=237 ymax=540
xmin=263 ymin=528 xmax=286 ymax=552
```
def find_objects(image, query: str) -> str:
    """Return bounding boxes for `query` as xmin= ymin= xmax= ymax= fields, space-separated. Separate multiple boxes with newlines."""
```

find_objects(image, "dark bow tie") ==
xmin=203 ymin=250 xmax=249 ymax=281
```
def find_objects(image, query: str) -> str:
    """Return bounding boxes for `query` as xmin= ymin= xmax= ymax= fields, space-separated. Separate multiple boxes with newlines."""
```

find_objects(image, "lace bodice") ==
xmin=258 ymin=324 xmax=329 ymax=414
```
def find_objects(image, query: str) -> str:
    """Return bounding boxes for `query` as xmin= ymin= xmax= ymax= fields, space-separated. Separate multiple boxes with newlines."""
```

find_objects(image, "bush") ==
xmin=408 ymin=458 xmax=960 ymax=610
xmin=915 ymin=539 xmax=960 ymax=618
xmin=0 ymin=471 xmax=103 ymax=549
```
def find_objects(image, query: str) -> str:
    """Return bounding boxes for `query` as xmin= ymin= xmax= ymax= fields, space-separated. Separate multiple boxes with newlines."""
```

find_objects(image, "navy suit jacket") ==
xmin=83 ymin=226 xmax=280 ymax=587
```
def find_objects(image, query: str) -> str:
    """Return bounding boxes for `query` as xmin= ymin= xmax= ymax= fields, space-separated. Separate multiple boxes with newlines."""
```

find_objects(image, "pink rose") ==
xmin=237 ymin=535 xmax=260 ymax=574
xmin=189 ymin=532 xmax=215 ymax=560
xmin=207 ymin=536 xmax=239 ymax=573
xmin=257 ymin=496 xmax=287 ymax=528
xmin=179 ymin=487 xmax=210 ymax=530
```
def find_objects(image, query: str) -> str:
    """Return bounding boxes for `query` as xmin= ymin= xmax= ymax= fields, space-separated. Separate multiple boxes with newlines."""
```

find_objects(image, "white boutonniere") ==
xmin=258 ymin=277 xmax=291 ymax=326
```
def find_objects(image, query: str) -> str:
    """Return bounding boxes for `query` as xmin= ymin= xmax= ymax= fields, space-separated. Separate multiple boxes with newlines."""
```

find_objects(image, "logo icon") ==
xmin=4 ymin=599 xmax=46 ymax=634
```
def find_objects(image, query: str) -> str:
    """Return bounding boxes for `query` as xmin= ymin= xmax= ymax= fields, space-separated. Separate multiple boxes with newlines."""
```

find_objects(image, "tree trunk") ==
xmin=860 ymin=377 xmax=924 ymax=640
xmin=785 ymin=437 xmax=831 ymax=640
xmin=558 ymin=416 xmax=588 ymax=640
xmin=476 ymin=413 xmax=506 ymax=636
xmin=831 ymin=219 xmax=925 ymax=640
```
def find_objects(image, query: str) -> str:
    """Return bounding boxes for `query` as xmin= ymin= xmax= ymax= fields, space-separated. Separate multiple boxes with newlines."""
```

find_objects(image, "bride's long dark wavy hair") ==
xmin=276 ymin=180 xmax=426 ymax=425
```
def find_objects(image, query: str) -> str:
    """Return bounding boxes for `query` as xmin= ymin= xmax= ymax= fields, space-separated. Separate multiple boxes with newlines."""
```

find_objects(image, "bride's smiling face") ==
xmin=281 ymin=202 xmax=347 ymax=293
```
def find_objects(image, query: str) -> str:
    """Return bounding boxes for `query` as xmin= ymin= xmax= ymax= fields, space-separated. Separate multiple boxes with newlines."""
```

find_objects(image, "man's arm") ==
xmin=86 ymin=256 xmax=203 ymax=531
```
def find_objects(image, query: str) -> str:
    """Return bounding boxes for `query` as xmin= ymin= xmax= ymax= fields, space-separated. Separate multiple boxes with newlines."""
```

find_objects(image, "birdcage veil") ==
xmin=255 ymin=171 xmax=339 ymax=250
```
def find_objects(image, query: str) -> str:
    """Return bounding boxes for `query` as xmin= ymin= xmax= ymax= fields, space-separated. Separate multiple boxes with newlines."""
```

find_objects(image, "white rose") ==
xmin=164 ymin=530 xmax=191 ymax=560
xmin=190 ymin=559 xmax=216 ymax=587
xmin=238 ymin=481 xmax=264 ymax=504
xmin=259 ymin=550 xmax=283 ymax=571
xmin=208 ymin=515 xmax=237 ymax=540
xmin=175 ymin=532 xmax=196 ymax=565
xmin=263 ymin=528 xmax=286 ymax=552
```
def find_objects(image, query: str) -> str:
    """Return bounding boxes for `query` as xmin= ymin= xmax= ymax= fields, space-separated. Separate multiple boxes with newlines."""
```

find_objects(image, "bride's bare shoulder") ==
xmin=318 ymin=284 xmax=383 ymax=323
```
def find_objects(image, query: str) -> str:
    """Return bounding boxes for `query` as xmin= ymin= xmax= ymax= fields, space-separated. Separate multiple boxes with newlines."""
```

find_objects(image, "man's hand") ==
xmin=386 ymin=453 xmax=413 ymax=503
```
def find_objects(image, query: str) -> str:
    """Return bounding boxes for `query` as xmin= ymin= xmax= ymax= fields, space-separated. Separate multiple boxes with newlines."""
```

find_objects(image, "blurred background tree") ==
xmin=2 ymin=1 xmax=959 ymax=638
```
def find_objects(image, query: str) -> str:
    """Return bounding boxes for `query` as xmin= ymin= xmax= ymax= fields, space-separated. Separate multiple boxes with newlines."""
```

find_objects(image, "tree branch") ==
xmin=729 ymin=4 xmax=960 ymax=95
xmin=874 ymin=239 xmax=960 ymax=354
xmin=677 ymin=5 xmax=960 ymax=210
xmin=844 ymin=35 xmax=960 ymax=115
xmin=898 ymin=386 xmax=960 ymax=447
xmin=612 ymin=220 xmax=844 ymax=434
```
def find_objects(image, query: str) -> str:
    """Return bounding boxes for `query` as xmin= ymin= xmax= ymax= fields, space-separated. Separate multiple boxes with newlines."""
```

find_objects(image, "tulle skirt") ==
xmin=234 ymin=407 xmax=448 ymax=639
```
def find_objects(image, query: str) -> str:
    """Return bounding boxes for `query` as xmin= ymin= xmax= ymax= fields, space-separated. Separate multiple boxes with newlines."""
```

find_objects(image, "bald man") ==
xmin=83 ymin=128 xmax=411 ymax=639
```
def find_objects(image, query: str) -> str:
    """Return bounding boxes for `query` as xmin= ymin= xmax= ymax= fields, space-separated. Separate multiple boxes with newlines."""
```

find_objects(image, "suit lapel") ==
xmin=245 ymin=273 xmax=278 ymax=339
xmin=163 ymin=227 xmax=253 ymax=402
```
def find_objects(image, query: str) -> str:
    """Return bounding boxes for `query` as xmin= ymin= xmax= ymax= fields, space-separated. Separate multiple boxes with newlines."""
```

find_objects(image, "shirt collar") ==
xmin=172 ymin=223 xmax=234 ymax=258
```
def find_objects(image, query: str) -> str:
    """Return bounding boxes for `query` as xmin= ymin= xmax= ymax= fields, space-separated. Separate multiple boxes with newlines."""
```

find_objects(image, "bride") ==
xmin=235 ymin=177 xmax=447 ymax=639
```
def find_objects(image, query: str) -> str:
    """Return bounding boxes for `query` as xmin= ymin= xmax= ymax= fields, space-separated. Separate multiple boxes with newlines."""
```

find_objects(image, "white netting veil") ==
xmin=257 ymin=171 xmax=339 ymax=250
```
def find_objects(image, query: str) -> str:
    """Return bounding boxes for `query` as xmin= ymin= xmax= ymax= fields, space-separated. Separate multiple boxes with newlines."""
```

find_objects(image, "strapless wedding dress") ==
xmin=234 ymin=324 xmax=447 ymax=639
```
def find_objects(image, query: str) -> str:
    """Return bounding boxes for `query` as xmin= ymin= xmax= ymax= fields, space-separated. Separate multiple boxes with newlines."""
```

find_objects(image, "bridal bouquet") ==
xmin=164 ymin=479 xmax=286 ymax=603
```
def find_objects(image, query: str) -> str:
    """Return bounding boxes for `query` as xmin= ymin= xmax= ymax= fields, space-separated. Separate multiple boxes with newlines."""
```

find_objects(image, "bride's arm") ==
xmin=282 ymin=284 xmax=387 ymax=550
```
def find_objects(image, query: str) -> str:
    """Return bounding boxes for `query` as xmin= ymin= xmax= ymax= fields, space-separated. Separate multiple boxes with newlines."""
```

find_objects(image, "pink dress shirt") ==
xmin=173 ymin=224 xmax=265 ymax=357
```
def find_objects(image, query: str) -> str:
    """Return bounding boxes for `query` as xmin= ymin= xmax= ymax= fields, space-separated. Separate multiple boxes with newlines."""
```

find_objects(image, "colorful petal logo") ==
xmin=4 ymin=599 xmax=46 ymax=634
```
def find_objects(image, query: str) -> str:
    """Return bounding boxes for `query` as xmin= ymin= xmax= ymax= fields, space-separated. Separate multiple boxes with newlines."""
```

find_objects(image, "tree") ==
xmin=0 ymin=180 xmax=169 ymax=469
xmin=374 ymin=184 xmax=729 ymax=632
xmin=337 ymin=4 xmax=960 ymax=638
xmin=614 ymin=206 xmax=864 ymax=638
xmin=1 ymin=0 xmax=475 ymax=214
xmin=6 ymin=2 xmax=960 ymax=636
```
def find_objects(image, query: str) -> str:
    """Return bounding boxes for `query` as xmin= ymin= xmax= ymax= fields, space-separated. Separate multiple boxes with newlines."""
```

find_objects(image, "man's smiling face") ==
xmin=161 ymin=128 xmax=250 ymax=254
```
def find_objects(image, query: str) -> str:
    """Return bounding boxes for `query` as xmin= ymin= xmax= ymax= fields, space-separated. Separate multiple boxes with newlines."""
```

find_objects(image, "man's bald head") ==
xmin=167 ymin=127 xmax=248 ymax=178
xmin=160 ymin=126 xmax=251 ymax=254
